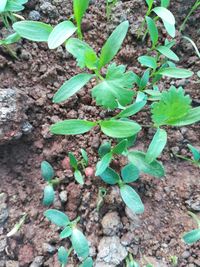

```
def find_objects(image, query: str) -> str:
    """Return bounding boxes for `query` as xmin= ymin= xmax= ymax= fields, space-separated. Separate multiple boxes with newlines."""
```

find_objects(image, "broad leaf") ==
xmin=187 ymin=144 xmax=200 ymax=161
xmin=139 ymin=69 xmax=150 ymax=90
xmin=157 ymin=46 xmax=179 ymax=61
xmin=95 ymin=152 xmax=112 ymax=176
xmin=100 ymin=167 xmax=120 ymax=185
xmin=138 ymin=55 xmax=157 ymax=69
xmin=128 ymin=151 xmax=165 ymax=178
xmin=13 ymin=21 xmax=53 ymax=42
xmin=169 ymin=106 xmax=200 ymax=126
xmin=100 ymin=119 xmax=141 ymax=138
xmin=112 ymin=139 xmax=128 ymax=154
xmin=98 ymin=20 xmax=129 ymax=68
xmin=5 ymin=0 xmax=24 ymax=12
xmin=80 ymin=257 xmax=93 ymax=267
xmin=98 ymin=142 xmax=111 ymax=158
xmin=151 ymin=86 xmax=192 ymax=126
xmin=163 ymin=20 xmax=176 ymax=38
xmin=121 ymin=163 xmax=139 ymax=183
xmin=161 ymin=0 xmax=170 ymax=8
xmin=3 ymin=32 xmax=21 ymax=45
xmin=43 ymin=185 xmax=55 ymax=206
xmin=0 ymin=0 xmax=8 ymax=12
xmin=58 ymin=246 xmax=68 ymax=266
xmin=66 ymin=38 xmax=98 ymax=69
xmin=74 ymin=169 xmax=84 ymax=185
xmin=120 ymin=184 xmax=144 ymax=214
xmin=183 ymin=229 xmax=200 ymax=244
xmin=44 ymin=209 xmax=70 ymax=227
xmin=53 ymin=73 xmax=93 ymax=103
xmin=153 ymin=7 xmax=175 ymax=25
xmin=41 ymin=161 xmax=55 ymax=181
xmin=146 ymin=16 xmax=158 ymax=47
xmin=145 ymin=0 xmax=154 ymax=8
xmin=92 ymin=63 xmax=135 ymax=109
xmin=71 ymin=228 xmax=89 ymax=258
xmin=73 ymin=0 xmax=89 ymax=37
xmin=60 ymin=226 xmax=73 ymax=239
xmin=146 ymin=129 xmax=167 ymax=163
xmin=48 ymin=21 xmax=77 ymax=49
xmin=50 ymin=120 xmax=96 ymax=135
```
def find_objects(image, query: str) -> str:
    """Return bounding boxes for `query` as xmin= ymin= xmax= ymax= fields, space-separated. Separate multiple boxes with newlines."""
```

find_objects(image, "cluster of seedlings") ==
xmin=1 ymin=0 xmax=200 ymax=266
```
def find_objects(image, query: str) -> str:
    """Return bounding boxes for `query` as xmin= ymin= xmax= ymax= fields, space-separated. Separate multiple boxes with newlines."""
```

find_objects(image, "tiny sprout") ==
xmin=96 ymin=187 xmax=107 ymax=212
xmin=175 ymin=144 xmax=200 ymax=168
xmin=182 ymin=211 xmax=200 ymax=245
xmin=7 ymin=213 xmax=27 ymax=237
xmin=125 ymin=253 xmax=139 ymax=267
xmin=169 ymin=255 xmax=178 ymax=266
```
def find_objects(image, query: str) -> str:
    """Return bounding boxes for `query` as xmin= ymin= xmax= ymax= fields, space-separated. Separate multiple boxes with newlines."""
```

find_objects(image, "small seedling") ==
xmin=106 ymin=0 xmax=118 ymax=20
xmin=182 ymin=211 xmax=200 ymax=244
xmin=125 ymin=253 xmax=139 ymax=267
xmin=96 ymin=187 xmax=107 ymax=212
xmin=0 ymin=32 xmax=21 ymax=58
xmin=175 ymin=144 xmax=200 ymax=167
xmin=41 ymin=161 xmax=60 ymax=206
xmin=0 ymin=0 xmax=27 ymax=28
xmin=169 ymin=255 xmax=178 ymax=266
xmin=7 ymin=213 xmax=27 ymax=237
xmin=44 ymin=209 xmax=93 ymax=266
xmin=68 ymin=149 xmax=89 ymax=185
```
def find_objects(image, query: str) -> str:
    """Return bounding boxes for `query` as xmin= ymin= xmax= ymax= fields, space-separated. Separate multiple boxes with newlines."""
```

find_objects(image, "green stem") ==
xmin=180 ymin=0 xmax=200 ymax=32
xmin=188 ymin=211 xmax=200 ymax=228
xmin=137 ymin=8 xmax=152 ymax=39
xmin=94 ymin=69 xmax=104 ymax=81
xmin=50 ymin=178 xmax=61 ymax=186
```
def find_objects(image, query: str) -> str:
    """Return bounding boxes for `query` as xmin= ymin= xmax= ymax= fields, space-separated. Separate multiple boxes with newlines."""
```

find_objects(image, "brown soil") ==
xmin=0 ymin=0 xmax=200 ymax=266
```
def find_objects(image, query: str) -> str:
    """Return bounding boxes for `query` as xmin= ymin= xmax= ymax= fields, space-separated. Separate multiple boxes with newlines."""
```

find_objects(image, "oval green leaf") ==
xmin=80 ymin=257 xmax=93 ymax=267
xmin=153 ymin=7 xmax=175 ymax=25
xmin=58 ymin=246 xmax=68 ymax=266
xmin=157 ymin=67 xmax=193 ymax=78
xmin=60 ymin=226 xmax=73 ymax=239
xmin=95 ymin=152 xmax=112 ymax=176
xmin=0 ymin=0 xmax=8 ymax=12
xmin=71 ymin=228 xmax=89 ymax=258
xmin=146 ymin=16 xmax=158 ymax=47
xmin=138 ymin=55 xmax=157 ymax=69
xmin=74 ymin=169 xmax=84 ymax=185
xmin=121 ymin=163 xmax=140 ymax=183
xmin=44 ymin=209 xmax=70 ymax=227
xmin=99 ymin=167 xmax=120 ymax=185
xmin=41 ymin=161 xmax=55 ymax=181
xmin=43 ymin=185 xmax=55 ymax=206
xmin=183 ymin=229 xmax=200 ymax=244
xmin=157 ymin=46 xmax=179 ymax=61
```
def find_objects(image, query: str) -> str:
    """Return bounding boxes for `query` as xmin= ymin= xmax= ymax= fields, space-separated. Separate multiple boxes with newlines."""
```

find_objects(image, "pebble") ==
xmin=101 ymin=212 xmax=122 ymax=236
xmin=42 ymin=243 xmax=56 ymax=254
xmin=30 ymin=256 xmax=44 ymax=267
xmin=28 ymin=10 xmax=41 ymax=21
xmin=182 ymin=250 xmax=191 ymax=259
xmin=0 ymin=193 xmax=8 ymax=225
xmin=59 ymin=191 xmax=68 ymax=203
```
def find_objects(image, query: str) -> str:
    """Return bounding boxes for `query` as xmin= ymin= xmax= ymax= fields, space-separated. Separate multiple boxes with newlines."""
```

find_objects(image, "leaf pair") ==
xmin=0 ymin=0 xmax=28 ymax=13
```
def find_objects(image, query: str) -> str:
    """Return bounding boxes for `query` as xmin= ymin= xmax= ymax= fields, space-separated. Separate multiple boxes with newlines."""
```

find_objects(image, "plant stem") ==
xmin=137 ymin=8 xmax=152 ymax=39
xmin=180 ymin=0 xmax=200 ymax=32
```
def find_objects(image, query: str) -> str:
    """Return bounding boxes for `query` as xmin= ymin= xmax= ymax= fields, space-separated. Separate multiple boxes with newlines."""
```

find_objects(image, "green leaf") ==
xmin=152 ymin=7 xmax=175 ymax=25
xmin=161 ymin=0 xmax=170 ymax=7
xmin=3 ymin=32 xmax=21 ymax=45
xmin=100 ymin=119 xmax=141 ymax=138
xmin=99 ymin=167 xmax=120 ymax=185
xmin=98 ymin=20 xmax=129 ymax=68
xmin=146 ymin=129 xmax=167 ymax=163
xmin=183 ymin=229 xmax=200 ymax=244
xmin=80 ymin=257 xmax=93 ymax=267
xmin=44 ymin=209 xmax=70 ymax=227
xmin=187 ymin=144 xmax=200 ymax=161
xmin=13 ymin=21 xmax=53 ymax=42
xmin=139 ymin=69 xmax=150 ymax=90
xmin=151 ymin=86 xmax=192 ymax=126
xmin=53 ymin=73 xmax=93 ymax=103
xmin=43 ymin=185 xmax=55 ymax=206
xmin=41 ymin=161 xmax=55 ymax=181
xmin=95 ymin=152 xmax=112 ymax=176
xmin=170 ymin=107 xmax=200 ymax=126
xmin=146 ymin=16 xmax=158 ymax=47
xmin=92 ymin=63 xmax=135 ymax=109
xmin=48 ymin=21 xmax=77 ymax=49
xmin=81 ymin=149 xmax=88 ymax=165
xmin=163 ymin=20 xmax=176 ymax=38
xmin=71 ymin=228 xmax=89 ymax=258
xmin=98 ymin=142 xmax=111 ymax=158
xmin=128 ymin=151 xmax=165 ymax=178
xmin=58 ymin=246 xmax=68 ymax=266
xmin=121 ymin=163 xmax=139 ymax=183
xmin=145 ymin=0 xmax=154 ymax=8
xmin=66 ymin=38 xmax=98 ymax=69
xmin=74 ymin=169 xmax=84 ymax=185
xmin=5 ymin=0 xmax=24 ymax=12
xmin=0 ymin=0 xmax=8 ymax=12
xmin=112 ymin=139 xmax=128 ymax=154
xmin=50 ymin=120 xmax=96 ymax=135
xmin=120 ymin=184 xmax=144 ymax=214
xmin=138 ymin=56 xmax=157 ymax=69
xmin=73 ymin=0 xmax=89 ymax=38
xmin=157 ymin=46 xmax=179 ymax=61
xmin=60 ymin=226 xmax=73 ymax=239
xmin=69 ymin=152 xmax=78 ymax=169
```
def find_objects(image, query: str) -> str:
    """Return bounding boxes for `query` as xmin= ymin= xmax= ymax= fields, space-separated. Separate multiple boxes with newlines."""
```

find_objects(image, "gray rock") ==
xmin=30 ymin=256 xmax=44 ymax=267
xmin=21 ymin=121 xmax=33 ymax=134
xmin=101 ymin=212 xmax=122 ymax=236
xmin=0 ymin=260 xmax=6 ymax=267
xmin=40 ymin=2 xmax=58 ymax=18
xmin=0 ymin=193 xmax=8 ymax=225
xmin=0 ymin=233 xmax=7 ymax=253
xmin=42 ymin=243 xmax=56 ymax=254
xmin=185 ymin=195 xmax=200 ymax=211
xmin=96 ymin=236 xmax=127 ymax=265
xmin=59 ymin=191 xmax=68 ymax=203
xmin=182 ymin=250 xmax=191 ymax=259
xmin=28 ymin=11 xmax=41 ymax=21
xmin=6 ymin=261 xmax=19 ymax=267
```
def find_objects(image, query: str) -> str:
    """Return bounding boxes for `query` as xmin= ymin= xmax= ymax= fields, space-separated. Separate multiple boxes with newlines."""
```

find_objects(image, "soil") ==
xmin=0 ymin=0 xmax=200 ymax=266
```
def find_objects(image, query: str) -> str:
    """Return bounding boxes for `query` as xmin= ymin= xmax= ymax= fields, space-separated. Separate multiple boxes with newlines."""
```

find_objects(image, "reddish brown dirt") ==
xmin=0 ymin=0 xmax=200 ymax=266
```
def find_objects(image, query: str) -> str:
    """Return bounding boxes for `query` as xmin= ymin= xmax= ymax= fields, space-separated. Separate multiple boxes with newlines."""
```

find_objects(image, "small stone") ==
xmin=0 ymin=193 xmax=8 ymax=225
xmin=30 ymin=256 xmax=44 ymax=267
xmin=21 ymin=121 xmax=33 ymax=134
xmin=28 ymin=10 xmax=41 ymax=21
xmin=0 ymin=234 xmax=7 ymax=253
xmin=42 ymin=243 xmax=56 ymax=254
xmin=6 ymin=261 xmax=19 ymax=267
xmin=59 ymin=191 xmax=68 ymax=203
xmin=101 ymin=212 xmax=122 ymax=236
xmin=182 ymin=250 xmax=191 ymax=259
xmin=18 ymin=244 xmax=34 ymax=265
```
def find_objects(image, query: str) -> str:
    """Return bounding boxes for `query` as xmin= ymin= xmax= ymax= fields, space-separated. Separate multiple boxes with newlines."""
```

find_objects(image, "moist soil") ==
xmin=0 ymin=0 xmax=200 ymax=266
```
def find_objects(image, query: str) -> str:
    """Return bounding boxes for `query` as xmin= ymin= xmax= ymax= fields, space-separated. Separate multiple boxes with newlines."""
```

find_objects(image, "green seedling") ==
xmin=44 ymin=209 xmax=93 ymax=267
xmin=96 ymin=187 xmax=107 ymax=212
xmin=0 ymin=0 xmax=27 ymax=28
xmin=182 ymin=211 xmax=200 ymax=244
xmin=7 ymin=213 xmax=27 ymax=237
xmin=106 ymin=0 xmax=118 ymax=20
xmin=68 ymin=149 xmax=89 ymax=185
xmin=125 ymin=253 xmax=139 ymax=267
xmin=180 ymin=0 xmax=200 ymax=33
xmin=176 ymin=144 xmax=200 ymax=167
xmin=41 ymin=161 xmax=60 ymax=206
xmin=0 ymin=31 xmax=21 ymax=58
xmin=169 ymin=255 xmax=178 ymax=266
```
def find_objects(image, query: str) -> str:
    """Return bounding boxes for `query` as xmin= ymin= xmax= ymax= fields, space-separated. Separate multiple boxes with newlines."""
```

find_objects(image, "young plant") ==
xmin=125 ymin=253 xmax=139 ymax=267
xmin=182 ymin=211 xmax=200 ymax=244
xmin=96 ymin=187 xmax=107 ymax=212
xmin=179 ymin=0 xmax=200 ymax=33
xmin=0 ymin=0 xmax=27 ymax=28
xmin=44 ymin=209 xmax=93 ymax=267
xmin=175 ymin=144 xmax=200 ymax=167
xmin=68 ymin=149 xmax=89 ymax=185
xmin=7 ymin=213 xmax=27 ymax=237
xmin=0 ymin=32 xmax=21 ymax=57
xmin=106 ymin=0 xmax=118 ymax=20
xmin=41 ymin=161 xmax=59 ymax=206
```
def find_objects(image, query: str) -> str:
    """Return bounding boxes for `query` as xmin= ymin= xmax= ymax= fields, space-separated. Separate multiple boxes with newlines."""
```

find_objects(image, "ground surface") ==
xmin=0 ymin=0 xmax=200 ymax=266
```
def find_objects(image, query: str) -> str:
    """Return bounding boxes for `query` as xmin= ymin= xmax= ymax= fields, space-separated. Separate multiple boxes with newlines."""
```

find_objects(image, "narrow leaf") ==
xmin=58 ymin=246 xmax=68 ymax=266
xmin=112 ymin=139 xmax=128 ymax=154
xmin=69 ymin=152 xmax=78 ymax=169
xmin=157 ymin=46 xmax=179 ymax=61
xmin=80 ymin=257 xmax=93 ymax=267
xmin=0 ymin=0 xmax=8 ymax=12
xmin=153 ymin=7 xmax=175 ymax=25
xmin=163 ymin=20 xmax=176 ymax=38
xmin=95 ymin=152 xmax=112 ymax=176
xmin=157 ymin=67 xmax=193 ymax=78
xmin=74 ymin=169 xmax=84 ymax=185
xmin=98 ymin=142 xmax=111 ymax=158
xmin=60 ymin=226 xmax=72 ymax=239
xmin=183 ymin=229 xmax=200 ymax=244
xmin=187 ymin=144 xmax=200 ymax=161
xmin=43 ymin=185 xmax=55 ymax=206
xmin=146 ymin=16 xmax=158 ymax=46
